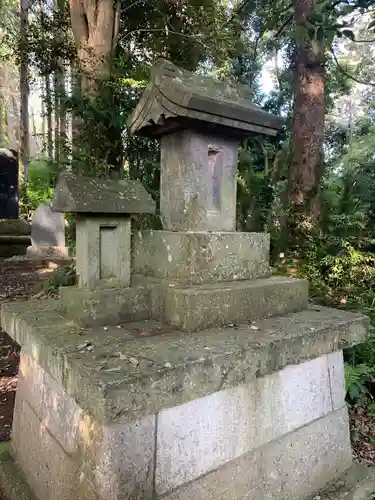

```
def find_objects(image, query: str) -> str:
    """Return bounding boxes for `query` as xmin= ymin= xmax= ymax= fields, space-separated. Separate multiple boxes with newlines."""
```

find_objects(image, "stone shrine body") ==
xmin=0 ymin=59 xmax=372 ymax=500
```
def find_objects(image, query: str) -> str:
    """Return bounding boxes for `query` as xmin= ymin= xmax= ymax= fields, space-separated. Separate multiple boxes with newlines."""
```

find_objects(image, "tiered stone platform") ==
xmin=0 ymin=59 xmax=373 ymax=500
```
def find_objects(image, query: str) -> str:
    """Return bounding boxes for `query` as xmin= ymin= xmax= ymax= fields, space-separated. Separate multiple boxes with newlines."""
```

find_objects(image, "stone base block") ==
xmin=132 ymin=230 xmax=271 ymax=284
xmin=26 ymin=245 xmax=69 ymax=259
xmin=163 ymin=408 xmax=352 ymax=500
xmin=5 ymin=349 xmax=352 ymax=500
xmin=0 ymin=235 xmax=31 ymax=258
xmin=1 ymin=300 xmax=369 ymax=423
xmin=164 ymin=275 xmax=308 ymax=331
xmin=60 ymin=284 xmax=153 ymax=327
xmin=307 ymin=463 xmax=375 ymax=499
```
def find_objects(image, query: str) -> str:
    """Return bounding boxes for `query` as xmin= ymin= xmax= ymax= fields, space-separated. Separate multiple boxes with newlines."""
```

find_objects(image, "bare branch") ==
xmin=331 ymin=48 xmax=375 ymax=87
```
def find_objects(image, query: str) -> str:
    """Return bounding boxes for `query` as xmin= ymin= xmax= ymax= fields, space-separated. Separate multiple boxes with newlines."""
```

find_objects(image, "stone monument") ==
xmin=0 ymin=148 xmax=19 ymax=219
xmin=0 ymin=59 xmax=373 ymax=500
xmin=26 ymin=202 xmax=69 ymax=259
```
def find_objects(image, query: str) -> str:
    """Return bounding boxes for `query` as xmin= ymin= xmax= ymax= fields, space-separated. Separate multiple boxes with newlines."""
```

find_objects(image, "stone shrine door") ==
xmin=0 ymin=149 xmax=19 ymax=219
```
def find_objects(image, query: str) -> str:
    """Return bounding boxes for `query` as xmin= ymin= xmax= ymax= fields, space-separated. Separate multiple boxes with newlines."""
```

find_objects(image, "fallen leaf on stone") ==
xmin=103 ymin=366 xmax=122 ymax=373
xmin=118 ymin=352 xmax=128 ymax=360
xmin=77 ymin=341 xmax=90 ymax=350
xmin=164 ymin=362 xmax=172 ymax=368
xmin=116 ymin=325 xmax=122 ymax=329
xmin=103 ymin=326 xmax=108 ymax=331
xmin=250 ymin=325 xmax=259 ymax=330
xmin=137 ymin=331 xmax=151 ymax=337
xmin=128 ymin=357 xmax=139 ymax=367
xmin=86 ymin=345 xmax=94 ymax=351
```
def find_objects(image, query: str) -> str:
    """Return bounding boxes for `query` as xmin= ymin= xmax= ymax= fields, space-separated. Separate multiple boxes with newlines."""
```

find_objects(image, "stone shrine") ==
xmin=0 ymin=59 xmax=373 ymax=500
xmin=26 ymin=202 xmax=69 ymax=259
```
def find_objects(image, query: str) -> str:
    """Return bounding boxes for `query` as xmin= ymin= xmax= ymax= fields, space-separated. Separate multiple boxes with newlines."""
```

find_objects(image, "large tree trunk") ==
xmin=288 ymin=0 xmax=325 ymax=248
xmin=0 ymin=66 xmax=6 ymax=148
xmin=68 ymin=0 xmax=122 ymax=174
xmin=20 ymin=0 xmax=29 ymax=182
xmin=45 ymin=75 xmax=53 ymax=159
xmin=68 ymin=0 xmax=119 ymax=92
xmin=54 ymin=0 xmax=67 ymax=166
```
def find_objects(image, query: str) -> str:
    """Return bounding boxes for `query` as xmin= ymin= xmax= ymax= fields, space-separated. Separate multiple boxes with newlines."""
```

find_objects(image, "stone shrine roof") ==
xmin=52 ymin=173 xmax=156 ymax=215
xmin=128 ymin=59 xmax=284 ymax=138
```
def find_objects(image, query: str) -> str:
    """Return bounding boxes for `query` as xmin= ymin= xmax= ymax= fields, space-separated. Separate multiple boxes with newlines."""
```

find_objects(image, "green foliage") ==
xmin=20 ymin=157 xmax=54 ymax=216
xmin=344 ymin=364 xmax=372 ymax=402
xmin=42 ymin=263 xmax=76 ymax=294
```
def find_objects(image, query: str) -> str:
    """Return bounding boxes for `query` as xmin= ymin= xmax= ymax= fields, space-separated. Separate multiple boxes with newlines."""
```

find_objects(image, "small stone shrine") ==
xmin=26 ymin=202 xmax=69 ymax=259
xmin=0 ymin=59 xmax=373 ymax=500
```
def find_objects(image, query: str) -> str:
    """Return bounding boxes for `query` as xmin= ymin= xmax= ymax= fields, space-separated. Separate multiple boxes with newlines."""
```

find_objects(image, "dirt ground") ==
xmin=0 ymin=260 xmax=48 ymax=442
xmin=0 ymin=260 xmax=374 ymax=467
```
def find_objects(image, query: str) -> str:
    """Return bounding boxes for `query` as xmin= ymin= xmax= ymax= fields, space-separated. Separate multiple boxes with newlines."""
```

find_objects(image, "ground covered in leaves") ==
xmin=0 ymin=260 xmax=51 ymax=442
xmin=0 ymin=259 xmax=374 ymax=468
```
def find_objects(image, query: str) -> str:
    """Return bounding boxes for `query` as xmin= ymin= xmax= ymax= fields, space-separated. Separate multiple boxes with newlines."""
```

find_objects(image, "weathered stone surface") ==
xmin=13 ymin=353 xmax=156 ymax=500
xmin=60 ymin=284 xmax=152 ymax=327
xmin=81 ymin=415 xmax=156 ymax=500
xmin=16 ymin=352 xmax=45 ymax=418
xmin=0 ymin=443 xmax=35 ymax=500
xmin=0 ymin=218 xmax=30 ymax=235
xmin=159 ymin=131 xmax=238 ymax=231
xmin=1 ymin=300 xmax=369 ymax=424
xmin=163 ymin=276 xmax=308 ymax=331
xmin=30 ymin=203 xmax=65 ymax=247
xmin=128 ymin=58 xmax=283 ymax=138
xmin=52 ymin=173 xmax=156 ymax=215
xmin=162 ymin=408 xmax=352 ymax=500
xmin=41 ymin=367 xmax=83 ymax=454
xmin=307 ymin=463 xmax=375 ymax=500
xmin=11 ymin=398 xmax=79 ymax=500
xmin=26 ymin=245 xmax=69 ymax=259
xmin=133 ymin=231 xmax=270 ymax=284
xmin=0 ymin=219 xmax=30 ymax=257
xmin=156 ymin=354 xmax=333 ymax=494
xmin=133 ymin=230 xmax=270 ymax=283
xmin=75 ymin=217 xmax=131 ymax=290
xmin=328 ymin=350 xmax=346 ymax=411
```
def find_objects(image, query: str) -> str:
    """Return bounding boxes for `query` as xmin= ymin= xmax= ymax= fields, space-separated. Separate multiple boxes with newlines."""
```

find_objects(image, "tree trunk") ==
xmin=68 ymin=0 xmax=119 ymax=91
xmin=68 ymin=0 xmax=122 ymax=174
xmin=20 ymin=0 xmax=29 ymax=182
xmin=0 ymin=66 xmax=6 ymax=148
xmin=45 ymin=75 xmax=53 ymax=159
xmin=54 ymin=70 xmax=60 ymax=163
xmin=54 ymin=0 xmax=67 ymax=166
xmin=288 ymin=0 xmax=325 ymax=248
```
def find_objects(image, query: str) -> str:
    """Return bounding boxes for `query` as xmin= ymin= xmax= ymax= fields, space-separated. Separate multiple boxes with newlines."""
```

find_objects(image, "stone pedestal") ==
xmin=160 ymin=131 xmax=238 ymax=231
xmin=0 ymin=301 xmax=369 ymax=500
xmin=76 ymin=216 xmax=131 ymax=290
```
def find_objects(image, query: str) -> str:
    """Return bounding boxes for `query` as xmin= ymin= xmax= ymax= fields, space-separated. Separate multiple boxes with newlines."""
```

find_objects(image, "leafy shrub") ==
xmin=20 ymin=157 xmax=54 ymax=217
xmin=42 ymin=263 xmax=76 ymax=294
xmin=275 ymin=239 xmax=375 ymax=403
xmin=345 ymin=364 xmax=372 ymax=402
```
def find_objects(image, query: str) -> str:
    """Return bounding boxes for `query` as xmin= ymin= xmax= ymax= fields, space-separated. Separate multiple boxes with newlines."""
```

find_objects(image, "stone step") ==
xmin=163 ymin=275 xmax=309 ymax=331
xmin=1 ymin=301 xmax=368 ymax=425
xmin=307 ymin=463 xmax=375 ymax=499
xmin=133 ymin=230 xmax=271 ymax=284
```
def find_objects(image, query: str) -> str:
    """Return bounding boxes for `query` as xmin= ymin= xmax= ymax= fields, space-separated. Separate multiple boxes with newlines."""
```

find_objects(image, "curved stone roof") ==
xmin=52 ymin=173 xmax=156 ymax=215
xmin=128 ymin=59 xmax=284 ymax=138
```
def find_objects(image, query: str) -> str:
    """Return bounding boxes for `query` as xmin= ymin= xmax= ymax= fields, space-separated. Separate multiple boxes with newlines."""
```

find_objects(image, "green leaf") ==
xmin=368 ymin=19 xmax=375 ymax=30
xmin=292 ymin=25 xmax=306 ymax=43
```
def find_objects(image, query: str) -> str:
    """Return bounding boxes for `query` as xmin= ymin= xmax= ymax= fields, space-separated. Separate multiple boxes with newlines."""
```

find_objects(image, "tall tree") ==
xmin=19 ymin=0 xmax=29 ymax=181
xmin=289 ymin=0 xmax=325 ymax=214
